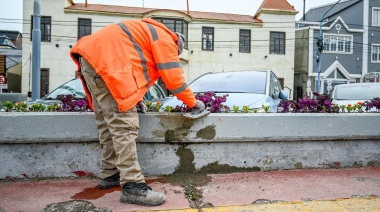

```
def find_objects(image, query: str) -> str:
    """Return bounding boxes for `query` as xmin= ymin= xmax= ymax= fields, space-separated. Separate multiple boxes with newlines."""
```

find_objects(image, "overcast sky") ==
xmin=0 ymin=0 xmax=340 ymax=32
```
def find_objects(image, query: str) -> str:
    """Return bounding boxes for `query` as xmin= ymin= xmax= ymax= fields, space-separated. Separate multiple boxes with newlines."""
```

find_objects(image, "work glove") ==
xmin=137 ymin=101 xmax=147 ymax=113
xmin=194 ymin=100 xmax=206 ymax=111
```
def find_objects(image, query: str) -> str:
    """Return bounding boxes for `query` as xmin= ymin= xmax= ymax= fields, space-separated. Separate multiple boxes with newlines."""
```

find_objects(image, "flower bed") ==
xmin=1 ymin=92 xmax=379 ymax=113
xmin=278 ymin=93 xmax=380 ymax=113
xmin=0 ymin=94 xmax=90 ymax=112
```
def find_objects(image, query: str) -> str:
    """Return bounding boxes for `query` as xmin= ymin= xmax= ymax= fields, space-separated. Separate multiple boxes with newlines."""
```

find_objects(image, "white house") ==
xmin=22 ymin=0 xmax=297 ymax=99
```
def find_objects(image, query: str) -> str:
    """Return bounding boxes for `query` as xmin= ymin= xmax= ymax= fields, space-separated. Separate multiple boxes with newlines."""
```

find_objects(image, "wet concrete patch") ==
xmin=156 ymin=116 xmax=195 ymax=142
xmin=295 ymin=162 xmax=303 ymax=169
xmin=158 ymin=146 xmax=213 ymax=209
xmin=159 ymin=146 xmax=264 ymax=209
xmin=197 ymin=161 xmax=261 ymax=174
xmin=367 ymin=160 xmax=380 ymax=166
xmin=165 ymin=129 xmax=188 ymax=142
xmin=162 ymin=146 xmax=262 ymax=186
xmin=163 ymin=146 xmax=212 ymax=187
xmin=175 ymin=146 xmax=196 ymax=174
xmin=196 ymin=125 xmax=216 ymax=140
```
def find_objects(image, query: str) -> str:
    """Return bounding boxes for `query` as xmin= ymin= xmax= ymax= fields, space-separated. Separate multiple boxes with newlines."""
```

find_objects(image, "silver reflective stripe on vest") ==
xmin=146 ymin=23 xmax=158 ymax=41
xmin=116 ymin=22 xmax=150 ymax=83
xmin=157 ymin=62 xmax=182 ymax=70
xmin=170 ymin=82 xmax=188 ymax=94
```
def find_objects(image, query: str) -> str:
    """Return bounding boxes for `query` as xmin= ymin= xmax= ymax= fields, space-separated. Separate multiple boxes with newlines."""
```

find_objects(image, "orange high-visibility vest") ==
xmin=70 ymin=18 xmax=196 ymax=112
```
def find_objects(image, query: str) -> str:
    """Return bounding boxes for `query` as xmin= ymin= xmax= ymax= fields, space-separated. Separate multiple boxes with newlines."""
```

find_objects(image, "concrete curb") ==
xmin=2 ymin=112 xmax=380 ymax=143
xmin=1 ymin=112 xmax=380 ymax=178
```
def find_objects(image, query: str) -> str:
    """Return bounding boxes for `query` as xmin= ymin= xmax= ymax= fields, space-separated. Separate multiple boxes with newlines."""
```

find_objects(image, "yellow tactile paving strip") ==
xmin=143 ymin=196 xmax=380 ymax=212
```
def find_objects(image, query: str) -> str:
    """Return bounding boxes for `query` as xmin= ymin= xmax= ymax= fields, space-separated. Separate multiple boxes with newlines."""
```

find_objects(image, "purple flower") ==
xmin=56 ymin=94 xmax=91 ymax=112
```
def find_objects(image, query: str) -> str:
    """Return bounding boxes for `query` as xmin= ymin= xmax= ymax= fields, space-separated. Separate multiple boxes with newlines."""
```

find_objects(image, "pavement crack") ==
xmin=183 ymin=179 xmax=213 ymax=210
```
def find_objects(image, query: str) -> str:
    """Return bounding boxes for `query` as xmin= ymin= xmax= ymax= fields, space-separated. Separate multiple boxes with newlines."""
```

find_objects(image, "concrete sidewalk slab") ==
xmin=0 ymin=167 xmax=380 ymax=212
xmin=0 ymin=178 xmax=189 ymax=212
xmin=201 ymin=167 xmax=380 ymax=206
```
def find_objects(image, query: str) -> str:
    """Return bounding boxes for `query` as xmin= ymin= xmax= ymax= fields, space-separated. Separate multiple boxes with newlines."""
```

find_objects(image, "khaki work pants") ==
xmin=80 ymin=57 xmax=145 ymax=186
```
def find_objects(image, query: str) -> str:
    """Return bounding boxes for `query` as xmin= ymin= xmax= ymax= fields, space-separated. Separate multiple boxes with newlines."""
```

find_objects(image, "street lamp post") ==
xmin=316 ymin=0 xmax=341 ymax=94
xmin=31 ymin=0 xmax=41 ymax=100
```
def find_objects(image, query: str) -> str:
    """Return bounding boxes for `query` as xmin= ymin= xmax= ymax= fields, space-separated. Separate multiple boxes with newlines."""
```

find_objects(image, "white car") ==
xmin=160 ymin=70 xmax=288 ymax=113
xmin=28 ymin=78 xmax=167 ymax=110
xmin=330 ymin=83 xmax=380 ymax=111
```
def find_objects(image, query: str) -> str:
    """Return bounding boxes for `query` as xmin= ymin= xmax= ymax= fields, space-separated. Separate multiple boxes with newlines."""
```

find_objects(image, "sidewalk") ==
xmin=1 ymin=167 xmax=380 ymax=212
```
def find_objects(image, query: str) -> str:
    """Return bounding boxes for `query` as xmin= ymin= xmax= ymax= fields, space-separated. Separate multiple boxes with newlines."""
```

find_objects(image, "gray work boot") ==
xmin=120 ymin=182 xmax=166 ymax=206
xmin=98 ymin=172 xmax=120 ymax=189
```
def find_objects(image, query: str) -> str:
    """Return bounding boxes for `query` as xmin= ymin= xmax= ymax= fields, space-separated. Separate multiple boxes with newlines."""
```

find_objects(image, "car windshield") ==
xmin=45 ymin=79 xmax=86 ymax=100
xmin=336 ymin=84 xmax=380 ymax=100
xmin=189 ymin=71 xmax=267 ymax=93
xmin=145 ymin=85 xmax=163 ymax=101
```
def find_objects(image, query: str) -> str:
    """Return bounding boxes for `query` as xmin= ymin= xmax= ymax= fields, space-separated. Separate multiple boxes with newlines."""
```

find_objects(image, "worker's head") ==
xmin=175 ymin=32 xmax=185 ymax=55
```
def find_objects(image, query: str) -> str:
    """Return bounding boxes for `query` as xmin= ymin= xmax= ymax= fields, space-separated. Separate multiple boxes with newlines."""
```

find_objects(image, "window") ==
xmin=270 ymin=32 xmax=285 ymax=55
xmin=371 ymin=44 xmax=380 ymax=62
xmin=239 ymin=29 xmax=251 ymax=53
xmin=154 ymin=18 xmax=188 ymax=48
xmin=202 ymin=27 xmax=214 ymax=51
xmin=323 ymin=34 xmax=352 ymax=54
xmin=30 ymin=16 xmax=51 ymax=42
xmin=372 ymin=7 xmax=380 ymax=26
xmin=41 ymin=16 xmax=51 ymax=42
xmin=78 ymin=18 xmax=91 ymax=40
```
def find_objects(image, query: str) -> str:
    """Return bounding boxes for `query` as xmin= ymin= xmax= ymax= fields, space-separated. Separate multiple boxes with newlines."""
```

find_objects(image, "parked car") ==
xmin=330 ymin=83 xmax=380 ymax=109
xmin=363 ymin=72 xmax=380 ymax=83
xmin=29 ymin=78 xmax=167 ymax=109
xmin=160 ymin=70 xmax=288 ymax=112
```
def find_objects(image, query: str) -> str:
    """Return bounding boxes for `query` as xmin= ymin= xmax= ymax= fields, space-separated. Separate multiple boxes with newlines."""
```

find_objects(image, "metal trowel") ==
xmin=183 ymin=108 xmax=211 ymax=120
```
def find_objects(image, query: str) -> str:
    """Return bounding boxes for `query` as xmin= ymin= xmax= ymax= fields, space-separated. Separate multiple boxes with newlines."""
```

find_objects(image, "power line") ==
xmin=1 ymin=17 xmax=379 ymax=28
xmin=3 ymin=17 xmax=380 ymax=54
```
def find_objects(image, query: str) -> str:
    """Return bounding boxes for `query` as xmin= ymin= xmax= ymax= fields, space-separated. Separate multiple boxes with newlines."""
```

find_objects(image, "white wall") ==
xmin=258 ymin=13 xmax=296 ymax=98
xmin=186 ymin=20 xmax=263 ymax=81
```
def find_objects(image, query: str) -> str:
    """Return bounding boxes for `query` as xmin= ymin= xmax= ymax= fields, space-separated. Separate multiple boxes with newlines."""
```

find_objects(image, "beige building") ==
xmin=22 ymin=0 xmax=297 ymax=99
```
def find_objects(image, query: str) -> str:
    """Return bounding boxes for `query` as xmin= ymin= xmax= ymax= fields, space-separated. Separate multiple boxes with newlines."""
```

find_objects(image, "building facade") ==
xmin=22 ymin=0 xmax=297 ymax=99
xmin=294 ymin=0 xmax=380 ymax=99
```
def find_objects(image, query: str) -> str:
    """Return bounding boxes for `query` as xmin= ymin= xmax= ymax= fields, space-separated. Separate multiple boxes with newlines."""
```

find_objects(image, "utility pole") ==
xmin=316 ymin=0 xmax=341 ymax=94
xmin=303 ymin=0 xmax=306 ymax=21
xmin=187 ymin=0 xmax=189 ymax=15
xmin=32 ymin=0 xmax=41 ymax=100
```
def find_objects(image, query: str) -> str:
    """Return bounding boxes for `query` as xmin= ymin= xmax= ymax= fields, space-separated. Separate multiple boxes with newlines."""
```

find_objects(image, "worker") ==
xmin=70 ymin=18 xmax=205 ymax=206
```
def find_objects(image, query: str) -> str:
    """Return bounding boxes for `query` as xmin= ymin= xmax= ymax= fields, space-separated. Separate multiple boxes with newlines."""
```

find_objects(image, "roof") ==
xmin=0 ymin=35 xmax=17 ymax=49
xmin=65 ymin=3 xmax=263 ymax=24
xmin=255 ymin=0 xmax=297 ymax=18
xmin=258 ymin=0 xmax=296 ymax=11
xmin=0 ymin=48 xmax=22 ymax=69
xmin=0 ymin=30 xmax=21 ymax=41
xmin=303 ymin=0 xmax=361 ymax=21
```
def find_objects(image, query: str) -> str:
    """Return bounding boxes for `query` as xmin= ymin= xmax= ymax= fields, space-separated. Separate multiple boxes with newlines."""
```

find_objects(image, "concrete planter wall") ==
xmin=1 ymin=112 xmax=379 ymax=179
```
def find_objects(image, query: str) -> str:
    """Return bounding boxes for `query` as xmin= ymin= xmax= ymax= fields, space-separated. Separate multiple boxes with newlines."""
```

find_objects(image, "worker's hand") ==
xmin=194 ymin=100 xmax=206 ymax=111
xmin=137 ymin=101 xmax=147 ymax=113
